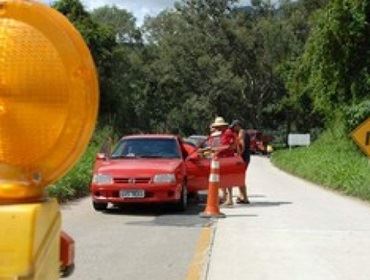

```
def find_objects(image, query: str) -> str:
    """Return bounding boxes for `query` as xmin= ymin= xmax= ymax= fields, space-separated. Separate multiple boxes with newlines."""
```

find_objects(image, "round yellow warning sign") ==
xmin=0 ymin=0 xmax=99 ymax=202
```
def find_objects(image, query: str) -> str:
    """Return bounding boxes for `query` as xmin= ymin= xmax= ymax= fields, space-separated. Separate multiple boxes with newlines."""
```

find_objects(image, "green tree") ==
xmin=53 ymin=0 xmax=118 ymax=119
xmin=142 ymin=0 xmax=292 ymax=133
xmin=143 ymin=2 xmax=247 ymax=133
xmin=92 ymin=6 xmax=142 ymax=44
xmin=53 ymin=0 xmax=116 ymax=66
xmin=287 ymin=0 xmax=370 ymax=126
xmin=91 ymin=6 xmax=149 ymax=133
xmin=53 ymin=0 xmax=338 ymax=138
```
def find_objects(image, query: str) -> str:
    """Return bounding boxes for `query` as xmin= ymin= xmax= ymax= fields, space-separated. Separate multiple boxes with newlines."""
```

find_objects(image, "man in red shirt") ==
xmin=210 ymin=117 xmax=236 ymax=151
xmin=210 ymin=117 xmax=237 ymax=206
xmin=220 ymin=126 xmax=237 ymax=156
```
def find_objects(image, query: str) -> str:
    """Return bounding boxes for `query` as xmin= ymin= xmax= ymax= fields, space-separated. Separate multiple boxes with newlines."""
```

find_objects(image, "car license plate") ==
xmin=120 ymin=190 xmax=145 ymax=198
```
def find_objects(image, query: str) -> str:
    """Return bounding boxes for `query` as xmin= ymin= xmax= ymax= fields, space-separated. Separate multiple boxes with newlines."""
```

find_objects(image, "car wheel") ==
xmin=187 ymin=191 xmax=198 ymax=201
xmin=175 ymin=184 xmax=188 ymax=212
xmin=60 ymin=264 xmax=75 ymax=278
xmin=93 ymin=201 xmax=107 ymax=211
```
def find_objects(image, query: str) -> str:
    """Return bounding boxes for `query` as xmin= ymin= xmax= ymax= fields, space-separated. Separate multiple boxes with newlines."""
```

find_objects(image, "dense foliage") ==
xmin=286 ymin=0 xmax=370 ymax=127
xmin=344 ymin=100 xmax=370 ymax=131
xmin=52 ymin=0 xmax=334 ymax=136
xmin=52 ymin=0 xmax=369 ymax=135
xmin=47 ymin=126 xmax=113 ymax=201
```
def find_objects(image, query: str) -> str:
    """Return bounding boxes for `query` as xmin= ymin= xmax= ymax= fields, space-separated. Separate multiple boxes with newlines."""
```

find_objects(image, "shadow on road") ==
xmin=226 ymin=214 xmax=258 ymax=218
xmin=101 ymin=193 xmax=207 ymax=215
xmin=102 ymin=204 xmax=174 ymax=216
xmin=112 ymin=203 xmax=212 ymax=228
xmin=107 ymin=203 xmax=203 ymax=214
xmin=97 ymin=193 xmax=286 ymax=227
xmin=105 ymin=201 xmax=260 ymax=227
xmin=98 ymin=196 xmax=213 ymax=228
xmin=247 ymin=194 xmax=266 ymax=198
xmin=246 ymin=201 xmax=292 ymax=207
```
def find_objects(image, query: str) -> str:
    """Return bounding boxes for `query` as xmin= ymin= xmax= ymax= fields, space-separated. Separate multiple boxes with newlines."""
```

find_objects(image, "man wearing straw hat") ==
xmin=210 ymin=116 xmax=237 ymax=206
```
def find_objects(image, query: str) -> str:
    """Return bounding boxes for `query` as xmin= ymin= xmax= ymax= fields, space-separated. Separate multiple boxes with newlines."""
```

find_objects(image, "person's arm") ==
xmin=239 ymin=130 xmax=246 ymax=154
xmin=230 ymin=137 xmax=237 ymax=151
xmin=226 ymin=129 xmax=237 ymax=152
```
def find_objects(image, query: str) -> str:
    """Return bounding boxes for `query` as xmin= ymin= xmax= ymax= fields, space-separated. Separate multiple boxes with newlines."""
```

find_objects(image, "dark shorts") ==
xmin=242 ymin=152 xmax=250 ymax=165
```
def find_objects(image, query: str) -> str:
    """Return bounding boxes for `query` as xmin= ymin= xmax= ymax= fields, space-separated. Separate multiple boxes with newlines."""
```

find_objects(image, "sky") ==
xmin=44 ymin=0 xmax=251 ymax=26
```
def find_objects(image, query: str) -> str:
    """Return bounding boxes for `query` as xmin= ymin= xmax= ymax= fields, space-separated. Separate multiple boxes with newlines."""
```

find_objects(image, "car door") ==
xmin=186 ymin=153 xmax=246 ymax=191
xmin=218 ymin=154 xmax=246 ymax=188
xmin=185 ymin=153 xmax=210 ymax=192
xmin=183 ymin=137 xmax=246 ymax=191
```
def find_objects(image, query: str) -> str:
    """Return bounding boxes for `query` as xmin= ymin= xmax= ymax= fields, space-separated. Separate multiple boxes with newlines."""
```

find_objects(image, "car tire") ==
xmin=187 ymin=191 xmax=198 ymax=201
xmin=175 ymin=184 xmax=188 ymax=212
xmin=93 ymin=201 xmax=107 ymax=211
xmin=60 ymin=264 xmax=75 ymax=278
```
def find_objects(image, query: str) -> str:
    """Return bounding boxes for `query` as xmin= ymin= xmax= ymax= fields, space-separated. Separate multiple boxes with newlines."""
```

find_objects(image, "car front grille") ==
xmin=113 ymin=177 xmax=151 ymax=184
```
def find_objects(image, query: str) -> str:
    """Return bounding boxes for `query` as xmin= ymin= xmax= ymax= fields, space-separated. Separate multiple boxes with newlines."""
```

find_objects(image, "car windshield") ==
xmin=111 ymin=138 xmax=181 ymax=159
xmin=186 ymin=135 xmax=209 ymax=148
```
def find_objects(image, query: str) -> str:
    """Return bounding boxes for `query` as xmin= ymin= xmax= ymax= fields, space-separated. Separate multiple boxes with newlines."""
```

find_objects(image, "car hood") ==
xmin=96 ymin=158 xmax=183 ymax=177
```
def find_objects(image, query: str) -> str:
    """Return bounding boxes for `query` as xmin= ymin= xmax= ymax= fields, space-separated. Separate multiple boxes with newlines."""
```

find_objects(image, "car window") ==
xmin=187 ymin=135 xmax=209 ymax=148
xmin=111 ymin=138 xmax=181 ymax=159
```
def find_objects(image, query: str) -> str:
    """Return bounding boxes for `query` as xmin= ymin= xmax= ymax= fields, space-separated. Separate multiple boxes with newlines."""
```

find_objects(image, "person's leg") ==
xmin=237 ymin=164 xmax=249 ymax=203
xmin=219 ymin=188 xmax=227 ymax=203
xmin=223 ymin=187 xmax=233 ymax=205
xmin=237 ymin=186 xmax=249 ymax=203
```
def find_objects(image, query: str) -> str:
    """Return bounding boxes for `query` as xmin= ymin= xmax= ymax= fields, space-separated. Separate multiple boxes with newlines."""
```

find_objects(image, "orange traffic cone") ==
xmin=200 ymin=154 xmax=226 ymax=218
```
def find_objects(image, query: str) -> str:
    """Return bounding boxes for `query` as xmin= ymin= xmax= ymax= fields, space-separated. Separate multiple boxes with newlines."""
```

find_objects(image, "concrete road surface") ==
xmin=207 ymin=156 xmax=370 ymax=280
xmin=61 ymin=199 xmax=210 ymax=280
xmin=62 ymin=155 xmax=370 ymax=280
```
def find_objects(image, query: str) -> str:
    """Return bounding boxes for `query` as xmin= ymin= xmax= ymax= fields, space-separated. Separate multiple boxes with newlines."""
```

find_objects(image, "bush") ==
xmin=47 ymin=126 xmax=114 ymax=202
xmin=345 ymin=100 xmax=370 ymax=132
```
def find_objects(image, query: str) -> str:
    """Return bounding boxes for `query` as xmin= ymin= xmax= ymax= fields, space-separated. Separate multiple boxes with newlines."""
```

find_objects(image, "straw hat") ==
xmin=211 ymin=116 xmax=229 ymax=127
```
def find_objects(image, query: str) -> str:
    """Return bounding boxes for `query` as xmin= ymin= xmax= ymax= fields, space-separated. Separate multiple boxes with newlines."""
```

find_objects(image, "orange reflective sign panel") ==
xmin=351 ymin=118 xmax=370 ymax=157
xmin=0 ymin=0 xmax=99 ymax=202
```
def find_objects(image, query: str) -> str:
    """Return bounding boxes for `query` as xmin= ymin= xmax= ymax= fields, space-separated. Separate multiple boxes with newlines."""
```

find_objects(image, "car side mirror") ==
xmin=96 ymin=153 xmax=107 ymax=160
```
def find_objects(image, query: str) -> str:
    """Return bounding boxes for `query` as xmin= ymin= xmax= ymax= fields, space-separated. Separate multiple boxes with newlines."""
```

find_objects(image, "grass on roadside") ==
xmin=271 ymin=127 xmax=370 ymax=202
xmin=47 ymin=126 xmax=113 ymax=202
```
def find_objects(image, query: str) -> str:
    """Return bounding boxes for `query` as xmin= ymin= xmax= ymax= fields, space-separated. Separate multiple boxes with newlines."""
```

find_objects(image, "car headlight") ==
xmin=92 ymin=174 xmax=113 ymax=185
xmin=153 ymin=174 xmax=176 ymax=184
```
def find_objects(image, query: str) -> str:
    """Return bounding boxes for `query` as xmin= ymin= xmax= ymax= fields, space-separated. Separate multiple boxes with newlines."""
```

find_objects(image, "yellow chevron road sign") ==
xmin=351 ymin=118 xmax=370 ymax=157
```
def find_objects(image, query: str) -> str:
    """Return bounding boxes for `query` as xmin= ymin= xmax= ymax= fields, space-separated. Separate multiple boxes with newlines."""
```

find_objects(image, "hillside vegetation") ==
xmin=272 ymin=0 xmax=370 ymax=201
xmin=47 ymin=127 xmax=113 ymax=201
xmin=272 ymin=128 xmax=370 ymax=201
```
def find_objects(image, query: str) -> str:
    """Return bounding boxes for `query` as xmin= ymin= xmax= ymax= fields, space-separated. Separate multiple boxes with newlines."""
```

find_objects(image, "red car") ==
xmin=90 ymin=135 xmax=246 ymax=211
xmin=246 ymin=129 xmax=274 ymax=154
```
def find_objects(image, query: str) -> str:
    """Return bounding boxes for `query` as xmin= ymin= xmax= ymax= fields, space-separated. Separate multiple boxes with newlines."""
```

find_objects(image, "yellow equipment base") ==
xmin=0 ymin=199 xmax=61 ymax=280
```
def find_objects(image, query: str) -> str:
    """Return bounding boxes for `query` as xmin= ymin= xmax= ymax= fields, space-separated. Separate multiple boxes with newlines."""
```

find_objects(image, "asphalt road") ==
xmin=61 ymin=198 xmax=210 ymax=280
